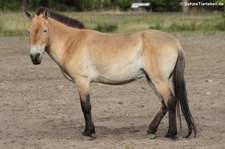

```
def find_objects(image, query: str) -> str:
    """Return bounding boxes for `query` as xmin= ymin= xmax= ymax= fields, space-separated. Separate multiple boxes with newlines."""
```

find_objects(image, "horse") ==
xmin=25 ymin=9 xmax=196 ymax=140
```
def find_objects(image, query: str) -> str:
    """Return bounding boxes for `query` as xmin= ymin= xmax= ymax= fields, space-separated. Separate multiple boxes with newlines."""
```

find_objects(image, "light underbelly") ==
xmin=89 ymin=52 xmax=144 ymax=85
xmin=93 ymin=75 xmax=144 ymax=85
xmin=91 ymin=68 xmax=145 ymax=85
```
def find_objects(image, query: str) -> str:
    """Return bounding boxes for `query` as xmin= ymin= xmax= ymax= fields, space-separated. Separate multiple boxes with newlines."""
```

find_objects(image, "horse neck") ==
xmin=46 ymin=18 xmax=80 ymax=67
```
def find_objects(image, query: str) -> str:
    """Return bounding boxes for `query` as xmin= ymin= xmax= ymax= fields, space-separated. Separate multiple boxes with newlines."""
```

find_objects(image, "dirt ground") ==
xmin=0 ymin=33 xmax=225 ymax=149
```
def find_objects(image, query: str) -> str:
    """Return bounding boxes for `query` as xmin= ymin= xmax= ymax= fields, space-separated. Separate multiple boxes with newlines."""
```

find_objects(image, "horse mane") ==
xmin=36 ymin=7 xmax=85 ymax=29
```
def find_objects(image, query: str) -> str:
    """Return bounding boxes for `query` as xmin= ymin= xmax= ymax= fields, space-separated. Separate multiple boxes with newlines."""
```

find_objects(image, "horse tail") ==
xmin=173 ymin=50 xmax=197 ymax=138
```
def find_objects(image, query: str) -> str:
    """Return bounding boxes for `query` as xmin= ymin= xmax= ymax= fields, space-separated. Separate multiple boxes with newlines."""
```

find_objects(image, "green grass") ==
xmin=94 ymin=23 xmax=118 ymax=32
xmin=0 ymin=11 xmax=224 ymax=36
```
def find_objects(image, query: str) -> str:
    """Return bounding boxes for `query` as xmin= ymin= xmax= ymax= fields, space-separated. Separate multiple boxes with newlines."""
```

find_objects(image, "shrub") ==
xmin=94 ymin=23 xmax=118 ymax=32
xmin=169 ymin=22 xmax=197 ymax=31
xmin=149 ymin=23 xmax=162 ymax=30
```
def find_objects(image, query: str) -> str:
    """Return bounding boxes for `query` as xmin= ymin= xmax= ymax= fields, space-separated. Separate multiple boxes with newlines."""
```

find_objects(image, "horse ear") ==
xmin=43 ymin=10 xmax=50 ymax=19
xmin=25 ymin=9 xmax=33 ymax=20
xmin=36 ymin=7 xmax=47 ymax=16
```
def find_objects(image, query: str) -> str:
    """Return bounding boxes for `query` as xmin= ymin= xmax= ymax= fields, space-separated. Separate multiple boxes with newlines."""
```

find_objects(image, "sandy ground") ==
xmin=0 ymin=33 xmax=225 ymax=149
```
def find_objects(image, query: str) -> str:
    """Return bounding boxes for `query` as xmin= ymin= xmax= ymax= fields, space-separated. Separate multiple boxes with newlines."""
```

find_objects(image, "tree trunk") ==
xmin=182 ymin=0 xmax=189 ymax=14
xmin=22 ymin=0 xmax=28 ymax=9
xmin=100 ymin=0 xmax=105 ymax=10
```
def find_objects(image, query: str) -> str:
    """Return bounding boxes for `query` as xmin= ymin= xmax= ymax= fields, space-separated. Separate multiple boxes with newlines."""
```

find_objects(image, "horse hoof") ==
xmin=164 ymin=133 xmax=177 ymax=139
xmin=147 ymin=134 xmax=157 ymax=139
xmin=81 ymin=134 xmax=96 ymax=141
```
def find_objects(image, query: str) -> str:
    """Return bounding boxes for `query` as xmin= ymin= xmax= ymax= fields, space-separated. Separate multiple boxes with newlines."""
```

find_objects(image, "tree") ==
xmin=134 ymin=0 xmax=143 ymax=2
xmin=150 ymin=0 xmax=181 ymax=12
xmin=22 ymin=0 xmax=28 ymax=9
xmin=182 ymin=0 xmax=189 ymax=14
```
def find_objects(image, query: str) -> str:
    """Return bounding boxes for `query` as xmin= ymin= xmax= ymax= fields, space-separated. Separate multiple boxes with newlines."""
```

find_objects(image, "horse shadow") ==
xmin=35 ymin=117 xmax=169 ymax=141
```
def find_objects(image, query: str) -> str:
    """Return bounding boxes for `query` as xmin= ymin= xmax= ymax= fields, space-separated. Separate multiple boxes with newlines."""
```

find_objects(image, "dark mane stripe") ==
xmin=36 ymin=7 xmax=85 ymax=29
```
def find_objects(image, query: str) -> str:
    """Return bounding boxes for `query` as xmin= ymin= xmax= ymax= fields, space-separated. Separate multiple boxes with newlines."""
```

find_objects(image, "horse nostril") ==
xmin=35 ymin=53 xmax=40 ymax=60
xmin=30 ymin=53 xmax=41 ymax=65
xmin=30 ymin=53 xmax=40 ymax=60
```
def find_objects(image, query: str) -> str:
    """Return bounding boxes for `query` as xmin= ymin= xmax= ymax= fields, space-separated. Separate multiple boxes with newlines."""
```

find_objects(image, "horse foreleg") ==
xmin=147 ymin=101 xmax=167 ymax=139
xmin=80 ymin=94 xmax=95 ymax=139
xmin=76 ymin=77 xmax=95 ymax=140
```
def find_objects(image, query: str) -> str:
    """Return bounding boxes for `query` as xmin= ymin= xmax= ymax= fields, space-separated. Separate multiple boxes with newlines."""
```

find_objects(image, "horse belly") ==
xmin=90 ymin=58 xmax=145 ymax=85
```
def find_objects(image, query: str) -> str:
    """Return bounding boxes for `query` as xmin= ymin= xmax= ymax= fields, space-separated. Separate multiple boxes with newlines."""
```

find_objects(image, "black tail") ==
xmin=173 ymin=50 xmax=197 ymax=138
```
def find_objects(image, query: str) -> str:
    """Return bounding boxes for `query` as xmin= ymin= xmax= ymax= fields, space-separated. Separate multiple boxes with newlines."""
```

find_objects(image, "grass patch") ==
xmin=149 ymin=23 xmax=162 ymax=30
xmin=0 ymin=29 xmax=27 ymax=36
xmin=0 ymin=12 xmax=29 ymax=36
xmin=94 ymin=23 xmax=118 ymax=32
xmin=147 ymin=14 xmax=225 ymax=32
xmin=166 ymin=21 xmax=225 ymax=32
xmin=0 ymin=11 xmax=224 ymax=36
xmin=214 ymin=21 xmax=225 ymax=31
xmin=168 ymin=22 xmax=198 ymax=31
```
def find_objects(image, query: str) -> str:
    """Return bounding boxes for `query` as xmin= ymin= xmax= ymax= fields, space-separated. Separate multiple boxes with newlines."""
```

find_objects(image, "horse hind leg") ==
xmin=146 ymin=76 xmax=177 ymax=139
xmin=165 ymin=93 xmax=177 ymax=138
xmin=147 ymin=100 xmax=167 ymax=139
xmin=146 ymin=76 xmax=167 ymax=139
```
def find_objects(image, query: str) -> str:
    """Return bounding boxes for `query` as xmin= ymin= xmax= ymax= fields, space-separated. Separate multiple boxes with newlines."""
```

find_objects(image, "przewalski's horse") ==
xmin=25 ymin=9 xmax=196 ymax=140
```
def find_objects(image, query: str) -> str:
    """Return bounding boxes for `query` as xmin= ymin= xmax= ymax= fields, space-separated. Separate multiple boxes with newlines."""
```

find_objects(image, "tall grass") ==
xmin=0 ymin=11 xmax=224 ymax=36
xmin=0 ymin=12 xmax=29 ymax=36
xmin=94 ymin=23 xmax=118 ymax=32
xmin=70 ymin=12 xmax=224 ymax=33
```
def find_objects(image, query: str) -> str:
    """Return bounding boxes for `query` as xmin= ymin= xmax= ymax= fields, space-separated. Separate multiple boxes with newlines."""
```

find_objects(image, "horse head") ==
xmin=25 ymin=9 xmax=50 ymax=65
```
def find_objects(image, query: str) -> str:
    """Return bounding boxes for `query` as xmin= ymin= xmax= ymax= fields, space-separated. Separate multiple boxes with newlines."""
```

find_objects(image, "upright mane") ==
xmin=36 ymin=7 xmax=85 ymax=29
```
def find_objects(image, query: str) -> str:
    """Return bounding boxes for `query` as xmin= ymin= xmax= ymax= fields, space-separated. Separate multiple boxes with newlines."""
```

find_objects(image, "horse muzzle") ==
xmin=29 ymin=45 xmax=45 ymax=65
xmin=30 ymin=53 xmax=41 ymax=65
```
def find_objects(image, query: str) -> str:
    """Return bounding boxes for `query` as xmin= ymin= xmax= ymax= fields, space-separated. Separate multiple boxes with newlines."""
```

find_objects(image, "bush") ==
xmin=0 ymin=0 xmax=21 ymax=11
xmin=94 ymin=23 xmax=118 ymax=32
xmin=113 ymin=0 xmax=132 ymax=10
xmin=215 ymin=22 xmax=225 ymax=31
xmin=149 ymin=23 xmax=162 ymax=30
xmin=169 ymin=22 xmax=197 ymax=31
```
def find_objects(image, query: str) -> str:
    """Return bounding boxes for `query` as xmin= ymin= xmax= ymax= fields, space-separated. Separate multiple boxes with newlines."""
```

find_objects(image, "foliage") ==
xmin=216 ymin=0 xmax=225 ymax=18
xmin=0 ymin=0 xmax=125 ymax=11
xmin=146 ymin=0 xmax=181 ymax=12
xmin=0 ymin=0 xmax=23 ymax=11
xmin=0 ymin=0 xmax=224 ymax=12
xmin=112 ymin=0 xmax=133 ymax=10
xmin=169 ymin=22 xmax=198 ymax=31
xmin=149 ymin=23 xmax=162 ymax=30
xmin=94 ymin=23 xmax=118 ymax=32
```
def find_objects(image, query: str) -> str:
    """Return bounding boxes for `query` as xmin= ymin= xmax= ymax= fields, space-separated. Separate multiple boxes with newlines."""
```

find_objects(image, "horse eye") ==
xmin=27 ymin=30 xmax=30 ymax=34
xmin=43 ymin=29 xmax=48 ymax=33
